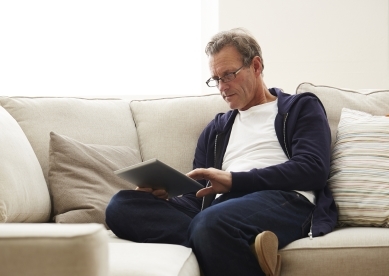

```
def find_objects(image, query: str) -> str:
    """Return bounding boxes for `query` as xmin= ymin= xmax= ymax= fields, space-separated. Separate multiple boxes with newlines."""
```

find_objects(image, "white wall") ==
xmin=0 ymin=1 xmax=202 ymax=97
xmin=201 ymin=0 xmax=219 ymax=94
xmin=216 ymin=0 xmax=389 ymax=94
xmin=2 ymin=1 xmax=388 ymax=97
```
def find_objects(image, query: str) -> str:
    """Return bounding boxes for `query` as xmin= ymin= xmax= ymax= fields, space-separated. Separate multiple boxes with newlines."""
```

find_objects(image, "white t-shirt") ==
xmin=221 ymin=100 xmax=315 ymax=204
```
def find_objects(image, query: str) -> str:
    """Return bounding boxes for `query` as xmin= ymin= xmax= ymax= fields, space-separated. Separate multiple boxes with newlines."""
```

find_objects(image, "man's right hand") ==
xmin=135 ymin=187 xmax=169 ymax=200
xmin=186 ymin=168 xmax=232 ymax=198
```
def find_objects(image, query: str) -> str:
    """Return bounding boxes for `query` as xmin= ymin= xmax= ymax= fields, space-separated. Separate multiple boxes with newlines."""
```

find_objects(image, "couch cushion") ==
xmin=49 ymin=132 xmax=141 ymax=227
xmin=107 ymin=231 xmax=200 ymax=276
xmin=0 ymin=96 xmax=140 ymax=184
xmin=296 ymin=83 xmax=389 ymax=147
xmin=328 ymin=108 xmax=389 ymax=227
xmin=0 ymin=106 xmax=50 ymax=222
xmin=0 ymin=223 xmax=108 ymax=276
xmin=130 ymin=94 xmax=230 ymax=173
xmin=279 ymin=227 xmax=389 ymax=275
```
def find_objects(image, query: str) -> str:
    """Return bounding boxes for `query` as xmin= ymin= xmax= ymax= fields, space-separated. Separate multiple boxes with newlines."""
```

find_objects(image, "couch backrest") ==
xmin=0 ymin=96 xmax=140 ymax=183
xmin=0 ymin=96 xmax=142 ymax=223
xmin=130 ymin=94 xmax=230 ymax=174
xmin=296 ymin=83 xmax=389 ymax=147
xmin=4 ymin=87 xmax=388 ymax=184
xmin=0 ymin=94 xmax=229 ymax=223
xmin=4 ymin=85 xmax=387 ymax=224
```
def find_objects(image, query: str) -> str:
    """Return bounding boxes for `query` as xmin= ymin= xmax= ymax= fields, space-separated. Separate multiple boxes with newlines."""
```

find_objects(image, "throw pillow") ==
xmin=48 ymin=132 xmax=141 ymax=228
xmin=328 ymin=108 xmax=389 ymax=227
xmin=0 ymin=107 xmax=51 ymax=222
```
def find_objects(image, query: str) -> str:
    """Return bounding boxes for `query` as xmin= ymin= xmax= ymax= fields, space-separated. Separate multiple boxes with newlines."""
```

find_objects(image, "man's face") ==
xmin=209 ymin=46 xmax=262 ymax=111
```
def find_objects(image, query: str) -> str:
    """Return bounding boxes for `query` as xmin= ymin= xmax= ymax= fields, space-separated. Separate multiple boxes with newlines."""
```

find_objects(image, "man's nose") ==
xmin=218 ymin=81 xmax=229 ymax=92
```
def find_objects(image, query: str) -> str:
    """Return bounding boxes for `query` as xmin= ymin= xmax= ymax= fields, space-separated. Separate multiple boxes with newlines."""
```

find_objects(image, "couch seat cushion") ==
xmin=108 ymin=231 xmax=200 ymax=276
xmin=279 ymin=227 xmax=389 ymax=275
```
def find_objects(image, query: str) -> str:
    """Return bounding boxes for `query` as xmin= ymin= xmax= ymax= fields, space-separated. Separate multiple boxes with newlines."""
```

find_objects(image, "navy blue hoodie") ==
xmin=172 ymin=88 xmax=338 ymax=237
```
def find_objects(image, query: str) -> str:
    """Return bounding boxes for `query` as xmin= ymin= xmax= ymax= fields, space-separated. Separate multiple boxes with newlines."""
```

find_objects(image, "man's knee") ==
xmin=105 ymin=190 xmax=126 ymax=230
xmin=188 ymin=207 xmax=227 ymax=247
xmin=105 ymin=190 xmax=143 ymax=228
xmin=106 ymin=190 xmax=152 ymax=240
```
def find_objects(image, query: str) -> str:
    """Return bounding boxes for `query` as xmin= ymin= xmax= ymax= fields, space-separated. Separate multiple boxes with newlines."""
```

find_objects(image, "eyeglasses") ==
xmin=206 ymin=65 xmax=244 ymax=87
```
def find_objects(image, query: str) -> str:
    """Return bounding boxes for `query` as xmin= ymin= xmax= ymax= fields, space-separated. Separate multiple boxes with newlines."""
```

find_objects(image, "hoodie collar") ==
xmin=214 ymin=87 xmax=306 ymax=133
xmin=269 ymin=87 xmax=295 ymax=114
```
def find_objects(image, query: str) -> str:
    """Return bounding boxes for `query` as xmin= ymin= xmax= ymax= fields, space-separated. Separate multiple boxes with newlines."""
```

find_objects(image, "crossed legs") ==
xmin=106 ymin=190 xmax=314 ymax=276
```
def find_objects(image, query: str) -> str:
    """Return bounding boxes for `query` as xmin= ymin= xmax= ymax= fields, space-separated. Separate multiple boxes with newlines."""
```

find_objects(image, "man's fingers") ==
xmin=135 ymin=187 xmax=168 ymax=199
xmin=152 ymin=189 xmax=168 ymax=199
xmin=187 ymin=168 xmax=210 ymax=180
xmin=136 ymin=187 xmax=153 ymax=193
xmin=196 ymin=187 xmax=214 ymax=198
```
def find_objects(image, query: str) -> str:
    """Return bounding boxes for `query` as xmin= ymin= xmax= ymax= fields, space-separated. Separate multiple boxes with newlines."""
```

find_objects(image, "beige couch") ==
xmin=0 ymin=83 xmax=388 ymax=275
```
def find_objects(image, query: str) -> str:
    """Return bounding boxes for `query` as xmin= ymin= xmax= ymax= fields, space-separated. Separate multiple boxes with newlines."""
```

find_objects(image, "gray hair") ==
xmin=205 ymin=28 xmax=264 ymax=70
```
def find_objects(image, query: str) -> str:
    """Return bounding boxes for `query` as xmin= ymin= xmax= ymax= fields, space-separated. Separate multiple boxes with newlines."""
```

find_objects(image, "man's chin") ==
xmin=225 ymin=100 xmax=238 ymax=110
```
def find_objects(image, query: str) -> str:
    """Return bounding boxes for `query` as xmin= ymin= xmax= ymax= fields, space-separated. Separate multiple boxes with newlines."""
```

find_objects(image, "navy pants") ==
xmin=106 ymin=190 xmax=314 ymax=276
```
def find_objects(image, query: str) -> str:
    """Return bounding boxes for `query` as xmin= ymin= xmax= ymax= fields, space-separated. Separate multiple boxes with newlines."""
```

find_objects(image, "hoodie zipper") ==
xmin=201 ymin=134 xmax=219 ymax=211
xmin=214 ymin=134 xmax=218 ymax=168
xmin=308 ymin=215 xmax=313 ymax=240
xmin=283 ymin=113 xmax=291 ymax=159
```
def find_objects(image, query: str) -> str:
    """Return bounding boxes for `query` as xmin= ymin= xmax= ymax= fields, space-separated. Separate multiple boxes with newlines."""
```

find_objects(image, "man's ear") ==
xmin=252 ymin=56 xmax=263 ymax=76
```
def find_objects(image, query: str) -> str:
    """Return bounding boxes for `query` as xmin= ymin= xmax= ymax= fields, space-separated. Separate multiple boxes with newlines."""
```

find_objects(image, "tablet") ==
xmin=114 ymin=158 xmax=203 ymax=198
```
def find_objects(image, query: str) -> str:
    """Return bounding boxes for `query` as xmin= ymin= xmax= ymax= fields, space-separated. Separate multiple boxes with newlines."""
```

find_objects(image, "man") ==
xmin=106 ymin=28 xmax=338 ymax=276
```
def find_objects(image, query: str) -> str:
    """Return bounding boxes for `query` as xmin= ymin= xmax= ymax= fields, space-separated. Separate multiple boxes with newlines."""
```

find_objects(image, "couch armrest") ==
xmin=0 ymin=223 xmax=108 ymax=276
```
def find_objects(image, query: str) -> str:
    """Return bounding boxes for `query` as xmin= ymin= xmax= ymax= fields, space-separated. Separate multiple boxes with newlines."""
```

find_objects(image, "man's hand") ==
xmin=186 ymin=168 xmax=232 ymax=198
xmin=135 ymin=187 xmax=169 ymax=200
